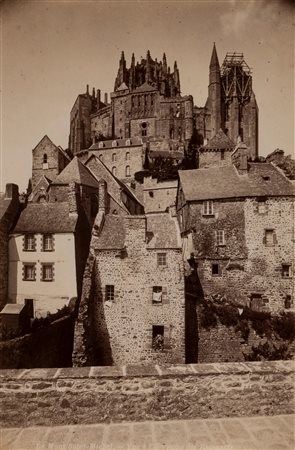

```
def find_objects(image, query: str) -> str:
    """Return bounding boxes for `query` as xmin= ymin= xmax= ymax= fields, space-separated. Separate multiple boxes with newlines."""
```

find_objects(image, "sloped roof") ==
xmin=0 ymin=304 xmax=24 ymax=314
xmin=92 ymin=215 xmax=126 ymax=250
xmin=146 ymin=214 xmax=181 ymax=249
xmin=203 ymin=129 xmax=235 ymax=150
xmin=179 ymin=163 xmax=295 ymax=202
xmin=133 ymin=82 xmax=157 ymax=93
xmin=89 ymin=137 xmax=143 ymax=150
xmin=52 ymin=157 xmax=99 ymax=188
xmin=13 ymin=202 xmax=78 ymax=233
xmin=117 ymin=82 xmax=129 ymax=91
xmin=93 ymin=213 xmax=180 ymax=250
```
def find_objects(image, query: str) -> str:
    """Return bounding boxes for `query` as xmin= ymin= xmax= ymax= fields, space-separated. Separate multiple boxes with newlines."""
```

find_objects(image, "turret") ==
xmin=146 ymin=50 xmax=151 ymax=84
xmin=163 ymin=53 xmax=167 ymax=76
xmin=129 ymin=53 xmax=135 ymax=90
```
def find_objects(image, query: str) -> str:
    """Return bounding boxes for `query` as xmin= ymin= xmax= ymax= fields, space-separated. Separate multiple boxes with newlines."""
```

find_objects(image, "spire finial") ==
xmin=210 ymin=42 xmax=219 ymax=68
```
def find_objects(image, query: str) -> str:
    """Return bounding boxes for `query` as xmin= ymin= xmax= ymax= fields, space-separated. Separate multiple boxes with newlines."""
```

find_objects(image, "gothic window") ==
xmin=112 ymin=166 xmax=116 ymax=176
xmin=105 ymin=285 xmax=115 ymax=302
xmin=203 ymin=200 xmax=214 ymax=216
xmin=23 ymin=234 xmax=36 ymax=252
xmin=41 ymin=263 xmax=54 ymax=281
xmin=212 ymin=263 xmax=220 ymax=276
xmin=42 ymin=234 xmax=54 ymax=251
xmin=23 ymin=263 xmax=36 ymax=281
xmin=125 ymin=165 xmax=130 ymax=177
xmin=216 ymin=230 xmax=225 ymax=246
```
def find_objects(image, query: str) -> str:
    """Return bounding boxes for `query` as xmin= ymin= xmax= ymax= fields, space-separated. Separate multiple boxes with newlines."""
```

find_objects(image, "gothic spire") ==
xmin=210 ymin=42 xmax=220 ymax=68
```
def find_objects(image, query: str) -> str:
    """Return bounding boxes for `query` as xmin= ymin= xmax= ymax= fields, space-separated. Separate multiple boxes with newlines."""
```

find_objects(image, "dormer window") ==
xmin=98 ymin=142 xmax=104 ymax=149
xmin=112 ymin=140 xmax=117 ymax=147
xmin=126 ymin=139 xmax=131 ymax=146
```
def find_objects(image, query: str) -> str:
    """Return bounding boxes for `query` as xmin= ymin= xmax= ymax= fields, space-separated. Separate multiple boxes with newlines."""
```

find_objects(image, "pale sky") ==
xmin=1 ymin=0 xmax=294 ymax=191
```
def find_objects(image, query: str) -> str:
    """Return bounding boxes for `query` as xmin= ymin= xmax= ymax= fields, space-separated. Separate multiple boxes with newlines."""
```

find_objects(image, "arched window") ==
xmin=112 ymin=153 xmax=116 ymax=162
xmin=112 ymin=166 xmax=116 ymax=176
xmin=125 ymin=166 xmax=130 ymax=177
xmin=99 ymin=142 xmax=104 ymax=149
xmin=43 ymin=154 xmax=47 ymax=164
xmin=141 ymin=122 xmax=147 ymax=137
xmin=126 ymin=152 xmax=130 ymax=161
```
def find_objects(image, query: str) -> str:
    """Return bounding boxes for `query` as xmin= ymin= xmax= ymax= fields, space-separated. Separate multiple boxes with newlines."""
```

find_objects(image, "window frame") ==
xmin=211 ymin=263 xmax=221 ymax=277
xmin=282 ymin=264 xmax=291 ymax=278
xmin=216 ymin=230 xmax=225 ymax=246
xmin=264 ymin=229 xmax=275 ymax=246
xmin=23 ymin=263 xmax=36 ymax=281
xmin=23 ymin=234 xmax=36 ymax=252
xmin=105 ymin=284 xmax=115 ymax=302
xmin=157 ymin=253 xmax=167 ymax=267
xmin=41 ymin=263 xmax=54 ymax=282
xmin=203 ymin=200 xmax=214 ymax=216
xmin=42 ymin=234 xmax=54 ymax=252
xmin=125 ymin=165 xmax=131 ymax=177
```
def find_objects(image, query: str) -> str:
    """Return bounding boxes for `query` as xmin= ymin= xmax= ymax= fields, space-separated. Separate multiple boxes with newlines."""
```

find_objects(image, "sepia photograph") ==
xmin=0 ymin=0 xmax=294 ymax=448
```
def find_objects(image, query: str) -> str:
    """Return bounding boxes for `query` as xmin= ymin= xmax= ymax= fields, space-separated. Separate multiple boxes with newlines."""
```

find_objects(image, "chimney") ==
xmin=68 ymin=182 xmax=79 ymax=215
xmin=98 ymin=179 xmax=107 ymax=213
xmin=86 ymin=84 xmax=89 ymax=95
xmin=104 ymin=93 xmax=108 ymax=104
xmin=5 ymin=183 xmax=19 ymax=200
xmin=96 ymin=89 xmax=101 ymax=109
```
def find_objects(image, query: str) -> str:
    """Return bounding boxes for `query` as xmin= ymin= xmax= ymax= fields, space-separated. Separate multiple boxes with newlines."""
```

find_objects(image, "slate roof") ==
xmin=13 ymin=202 xmax=78 ymax=233
xmin=52 ymin=157 xmax=99 ymax=188
xmin=89 ymin=137 xmax=142 ymax=150
xmin=203 ymin=129 xmax=235 ymax=150
xmin=179 ymin=163 xmax=295 ymax=202
xmin=146 ymin=213 xmax=181 ymax=249
xmin=93 ymin=213 xmax=181 ymax=250
xmin=92 ymin=215 xmax=126 ymax=250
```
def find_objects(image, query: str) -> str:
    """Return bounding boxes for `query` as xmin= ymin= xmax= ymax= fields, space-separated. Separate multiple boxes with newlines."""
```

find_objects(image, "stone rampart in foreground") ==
xmin=0 ymin=361 xmax=294 ymax=428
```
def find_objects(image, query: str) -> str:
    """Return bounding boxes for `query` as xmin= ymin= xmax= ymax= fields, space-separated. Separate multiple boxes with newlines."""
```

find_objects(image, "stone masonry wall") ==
xmin=0 ymin=361 xmax=293 ymax=428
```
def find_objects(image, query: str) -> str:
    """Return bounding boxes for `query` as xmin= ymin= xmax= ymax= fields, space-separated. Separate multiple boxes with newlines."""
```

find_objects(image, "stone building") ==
xmin=0 ymin=184 xmax=20 ymax=310
xmin=195 ymin=44 xmax=259 ymax=159
xmin=73 ymin=207 xmax=185 ymax=366
xmin=177 ymin=153 xmax=295 ymax=313
xmin=31 ymin=135 xmax=71 ymax=192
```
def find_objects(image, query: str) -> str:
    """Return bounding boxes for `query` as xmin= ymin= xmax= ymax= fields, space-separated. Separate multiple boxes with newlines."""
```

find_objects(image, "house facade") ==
xmin=177 ymin=159 xmax=295 ymax=312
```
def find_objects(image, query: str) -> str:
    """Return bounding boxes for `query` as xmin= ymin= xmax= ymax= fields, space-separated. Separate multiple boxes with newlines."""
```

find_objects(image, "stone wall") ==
xmin=198 ymin=150 xmax=232 ymax=169
xmin=0 ymin=361 xmax=293 ymax=428
xmin=143 ymin=177 xmax=178 ymax=213
xmin=0 ymin=314 xmax=75 ymax=369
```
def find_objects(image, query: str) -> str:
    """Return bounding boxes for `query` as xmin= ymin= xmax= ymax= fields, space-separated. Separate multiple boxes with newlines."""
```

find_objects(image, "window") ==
xmin=258 ymin=201 xmax=267 ymax=214
xmin=152 ymin=325 xmax=164 ymax=351
xmin=216 ymin=230 xmax=225 ymax=246
xmin=42 ymin=234 xmax=53 ymax=251
xmin=112 ymin=153 xmax=116 ymax=162
xmin=157 ymin=253 xmax=167 ymax=266
xmin=42 ymin=264 xmax=54 ymax=281
xmin=250 ymin=294 xmax=264 ymax=311
xmin=105 ymin=285 xmax=114 ymax=302
xmin=282 ymin=264 xmax=291 ymax=278
xmin=98 ymin=142 xmax=104 ymax=149
xmin=203 ymin=200 xmax=214 ymax=216
xmin=264 ymin=229 xmax=276 ymax=246
xmin=152 ymin=286 xmax=163 ymax=304
xmin=125 ymin=165 xmax=130 ymax=177
xmin=149 ymin=191 xmax=154 ymax=198
xmin=141 ymin=122 xmax=147 ymax=137
xmin=43 ymin=154 xmax=47 ymax=164
xmin=285 ymin=295 xmax=293 ymax=309
xmin=112 ymin=140 xmax=117 ymax=147
xmin=126 ymin=140 xmax=131 ymax=146
xmin=221 ymin=150 xmax=225 ymax=160
xmin=212 ymin=263 xmax=220 ymax=276
xmin=23 ymin=263 xmax=36 ymax=281
xmin=126 ymin=152 xmax=130 ymax=160
xmin=99 ymin=154 xmax=103 ymax=160
xmin=112 ymin=166 xmax=116 ymax=176
xmin=24 ymin=234 xmax=36 ymax=251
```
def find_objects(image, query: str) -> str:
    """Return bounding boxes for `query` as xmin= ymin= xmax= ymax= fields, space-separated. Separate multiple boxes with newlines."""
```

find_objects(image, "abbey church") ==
xmin=1 ymin=44 xmax=294 ymax=367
